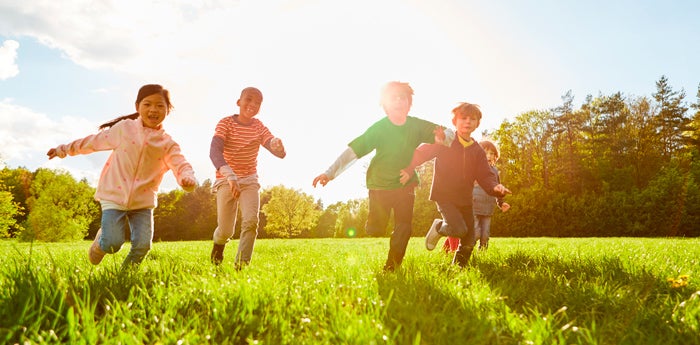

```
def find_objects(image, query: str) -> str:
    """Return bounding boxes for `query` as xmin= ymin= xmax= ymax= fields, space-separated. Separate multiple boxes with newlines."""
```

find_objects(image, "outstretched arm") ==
xmin=47 ymin=127 xmax=118 ymax=160
xmin=313 ymin=147 xmax=358 ymax=187
xmin=399 ymin=143 xmax=441 ymax=185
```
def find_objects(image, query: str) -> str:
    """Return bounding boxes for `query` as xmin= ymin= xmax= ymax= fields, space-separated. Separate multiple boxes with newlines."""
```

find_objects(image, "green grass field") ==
xmin=1 ymin=237 xmax=698 ymax=344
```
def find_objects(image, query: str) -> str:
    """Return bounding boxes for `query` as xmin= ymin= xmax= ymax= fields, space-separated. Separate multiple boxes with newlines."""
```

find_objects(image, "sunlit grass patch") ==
xmin=0 ymin=237 xmax=698 ymax=344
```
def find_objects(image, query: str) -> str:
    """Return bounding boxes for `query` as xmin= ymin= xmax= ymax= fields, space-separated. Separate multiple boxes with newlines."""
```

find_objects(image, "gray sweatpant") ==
xmin=212 ymin=175 xmax=261 ymax=265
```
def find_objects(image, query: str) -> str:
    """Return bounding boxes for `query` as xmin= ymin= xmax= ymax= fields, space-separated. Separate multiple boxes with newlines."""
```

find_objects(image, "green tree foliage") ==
xmin=0 ymin=186 xmax=22 ymax=238
xmin=0 ymin=167 xmax=33 ymax=236
xmin=583 ymin=92 xmax=636 ymax=191
xmin=688 ymin=83 xmax=700 ymax=151
xmin=491 ymin=76 xmax=699 ymax=238
xmin=653 ymin=75 xmax=691 ymax=158
xmin=261 ymin=185 xmax=321 ymax=238
xmin=494 ymin=109 xmax=554 ymax=191
xmin=333 ymin=198 xmax=368 ymax=238
xmin=309 ymin=200 xmax=337 ymax=238
xmin=626 ymin=96 xmax=664 ymax=187
xmin=154 ymin=180 xmax=217 ymax=241
xmin=548 ymin=91 xmax=589 ymax=194
xmin=21 ymin=169 xmax=99 ymax=242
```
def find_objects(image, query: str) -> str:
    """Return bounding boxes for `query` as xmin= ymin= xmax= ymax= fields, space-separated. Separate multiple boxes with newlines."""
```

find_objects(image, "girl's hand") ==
xmin=399 ymin=169 xmax=411 ymax=185
xmin=181 ymin=176 xmax=197 ymax=189
xmin=47 ymin=148 xmax=58 ymax=159
xmin=47 ymin=147 xmax=67 ymax=159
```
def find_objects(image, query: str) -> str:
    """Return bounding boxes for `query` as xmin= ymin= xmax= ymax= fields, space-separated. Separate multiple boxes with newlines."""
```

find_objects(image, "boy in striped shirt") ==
xmin=210 ymin=87 xmax=286 ymax=268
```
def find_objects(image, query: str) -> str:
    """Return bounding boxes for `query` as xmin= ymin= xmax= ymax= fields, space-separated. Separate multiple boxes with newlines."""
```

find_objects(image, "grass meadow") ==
xmin=0 ymin=237 xmax=699 ymax=345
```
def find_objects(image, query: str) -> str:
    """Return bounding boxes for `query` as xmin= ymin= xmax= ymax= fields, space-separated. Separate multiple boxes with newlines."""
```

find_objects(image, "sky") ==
xmin=1 ymin=0 xmax=699 ymax=206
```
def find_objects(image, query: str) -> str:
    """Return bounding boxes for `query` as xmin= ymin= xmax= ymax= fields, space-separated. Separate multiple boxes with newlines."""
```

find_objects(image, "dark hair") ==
xmin=479 ymin=140 xmax=499 ymax=160
xmin=240 ymin=87 xmax=263 ymax=100
xmin=99 ymin=84 xmax=173 ymax=129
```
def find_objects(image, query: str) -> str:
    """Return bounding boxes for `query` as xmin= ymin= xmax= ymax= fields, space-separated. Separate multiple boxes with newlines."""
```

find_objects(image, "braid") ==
xmin=99 ymin=112 xmax=139 ymax=130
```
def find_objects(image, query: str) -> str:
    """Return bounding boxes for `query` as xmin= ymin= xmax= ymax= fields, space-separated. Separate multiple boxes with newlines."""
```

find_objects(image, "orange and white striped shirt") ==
xmin=213 ymin=115 xmax=274 ymax=179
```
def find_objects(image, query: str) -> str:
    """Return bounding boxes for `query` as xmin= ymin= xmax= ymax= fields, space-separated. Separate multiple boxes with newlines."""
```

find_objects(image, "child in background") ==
xmin=47 ymin=84 xmax=197 ymax=267
xmin=473 ymin=140 xmax=510 ymax=250
xmin=209 ymin=87 xmax=286 ymax=269
xmin=442 ymin=236 xmax=460 ymax=253
xmin=400 ymin=102 xmax=510 ymax=267
xmin=313 ymin=81 xmax=453 ymax=272
xmin=443 ymin=139 xmax=510 ymax=252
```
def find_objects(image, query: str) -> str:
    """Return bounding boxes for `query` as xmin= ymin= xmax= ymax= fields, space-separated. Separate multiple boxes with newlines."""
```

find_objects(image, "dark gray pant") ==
xmin=436 ymin=202 xmax=475 ymax=267
xmin=366 ymin=187 xmax=415 ymax=269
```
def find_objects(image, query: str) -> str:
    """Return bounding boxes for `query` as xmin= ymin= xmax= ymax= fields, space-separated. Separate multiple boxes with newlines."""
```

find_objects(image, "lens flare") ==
xmin=346 ymin=227 xmax=357 ymax=238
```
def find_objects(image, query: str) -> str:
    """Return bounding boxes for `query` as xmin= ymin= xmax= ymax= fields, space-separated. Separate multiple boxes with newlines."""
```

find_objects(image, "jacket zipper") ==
xmin=126 ymin=127 xmax=148 ymax=208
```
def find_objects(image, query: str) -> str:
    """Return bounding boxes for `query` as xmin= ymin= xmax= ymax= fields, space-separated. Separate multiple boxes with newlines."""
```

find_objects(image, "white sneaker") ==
xmin=425 ymin=219 xmax=443 ymax=251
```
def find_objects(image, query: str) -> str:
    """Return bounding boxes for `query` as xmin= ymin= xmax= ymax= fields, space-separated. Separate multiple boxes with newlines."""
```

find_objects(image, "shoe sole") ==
xmin=88 ymin=229 xmax=106 ymax=265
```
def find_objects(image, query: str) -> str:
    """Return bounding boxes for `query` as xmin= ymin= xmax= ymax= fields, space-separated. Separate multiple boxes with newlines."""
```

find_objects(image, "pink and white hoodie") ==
xmin=54 ymin=118 xmax=196 ymax=209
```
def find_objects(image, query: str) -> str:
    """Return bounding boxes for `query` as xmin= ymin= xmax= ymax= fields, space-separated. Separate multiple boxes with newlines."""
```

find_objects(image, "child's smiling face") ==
xmin=137 ymin=94 xmax=169 ymax=129
xmin=237 ymin=88 xmax=263 ymax=123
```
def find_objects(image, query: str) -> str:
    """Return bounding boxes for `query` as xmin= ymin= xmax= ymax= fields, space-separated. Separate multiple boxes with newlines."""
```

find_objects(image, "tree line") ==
xmin=0 ymin=164 xmax=439 ymax=242
xmin=489 ymin=76 xmax=700 ymax=237
xmin=1 ymin=76 xmax=699 ymax=241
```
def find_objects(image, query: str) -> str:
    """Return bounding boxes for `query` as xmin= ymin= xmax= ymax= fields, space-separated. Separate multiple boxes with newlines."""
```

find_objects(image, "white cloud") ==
xmin=0 ymin=40 xmax=19 ymax=80
xmin=0 ymin=98 xmax=105 ymax=180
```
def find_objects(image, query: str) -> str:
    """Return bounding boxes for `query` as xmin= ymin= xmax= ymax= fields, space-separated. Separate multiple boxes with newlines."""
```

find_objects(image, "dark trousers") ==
xmin=366 ymin=187 xmax=415 ymax=270
xmin=436 ymin=202 xmax=475 ymax=267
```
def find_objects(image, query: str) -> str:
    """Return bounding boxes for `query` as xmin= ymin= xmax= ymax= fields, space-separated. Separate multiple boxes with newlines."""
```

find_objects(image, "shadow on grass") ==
xmin=472 ymin=250 xmax=699 ymax=344
xmin=373 ymin=261 xmax=523 ymax=345
xmin=371 ymin=250 xmax=700 ymax=345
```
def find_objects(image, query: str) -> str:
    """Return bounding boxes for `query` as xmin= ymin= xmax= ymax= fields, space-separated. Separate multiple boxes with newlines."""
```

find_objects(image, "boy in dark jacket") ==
xmin=400 ymin=102 xmax=510 ymax=267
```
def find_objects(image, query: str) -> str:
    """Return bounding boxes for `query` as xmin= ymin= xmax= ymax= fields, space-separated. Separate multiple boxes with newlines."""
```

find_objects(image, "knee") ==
xmin=394 ymin=223 xmax=412 ymax=236
xmin=241 ymin=219 xmax=259 ymax=234
xmin=443 ymin=223 xmax=467 ymax=238
xmin=101 ymin=238 xmax=124 ymax=254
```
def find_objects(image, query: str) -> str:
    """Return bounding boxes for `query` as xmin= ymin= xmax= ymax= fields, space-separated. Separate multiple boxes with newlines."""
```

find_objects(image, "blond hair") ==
xmin=380 ymin=81 xmax=414 ymax=105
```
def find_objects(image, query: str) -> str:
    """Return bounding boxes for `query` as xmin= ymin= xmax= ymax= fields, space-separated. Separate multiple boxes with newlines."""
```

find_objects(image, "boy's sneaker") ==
xmin=211 ymin=243 xmax=225 ymax=265
xmin=88 ymin=228 xmax=106 ymax=265
xmin=425 ymin=219 xmax=444 ymax=251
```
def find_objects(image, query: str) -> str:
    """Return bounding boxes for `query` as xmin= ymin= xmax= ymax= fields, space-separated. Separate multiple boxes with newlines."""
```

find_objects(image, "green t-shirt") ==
xmin=349 ymin=116 xmax=437 ymax=190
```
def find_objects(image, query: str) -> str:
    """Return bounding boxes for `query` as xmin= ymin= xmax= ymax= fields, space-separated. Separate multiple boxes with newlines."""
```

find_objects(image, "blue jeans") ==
xmin=212 ymin=175 xmax=261 ymax=265
xmin=474 ymin=214 xmax=492 ymax=248
xmin=366 ymin=186 xmax=415 ymax=269
xmin=436 ymin=202 xmax=475 ymax=266
xmin=100 ymin=208 xmax=153 ymax=266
